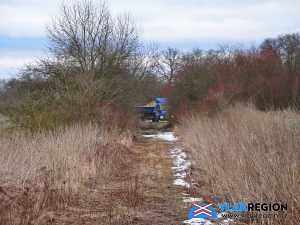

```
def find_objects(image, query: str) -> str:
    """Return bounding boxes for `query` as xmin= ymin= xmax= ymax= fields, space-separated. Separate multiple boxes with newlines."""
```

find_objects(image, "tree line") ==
xmin=165 ymin=33 xmax=300 ymax=118
xmin=1 ymin=0 xmax=300 ymax=129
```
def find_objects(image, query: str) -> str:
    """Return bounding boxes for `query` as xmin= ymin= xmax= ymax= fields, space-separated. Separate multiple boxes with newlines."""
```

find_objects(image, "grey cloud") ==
xmin=0 ymin=0 xmax=299 ymax=41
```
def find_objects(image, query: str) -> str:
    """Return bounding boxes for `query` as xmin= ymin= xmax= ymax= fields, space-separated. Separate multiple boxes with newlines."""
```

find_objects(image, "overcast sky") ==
xmin=1 ymin=0 xmax=300 ymax=80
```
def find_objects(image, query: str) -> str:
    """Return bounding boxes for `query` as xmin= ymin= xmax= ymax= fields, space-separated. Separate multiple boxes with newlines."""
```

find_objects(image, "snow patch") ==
xmin=183 ymin=197 xmax=203 ymax=203
xmin=143 ymin=132 xmax=178 ymax=142
xmin=183 ymin=218 xmax=214 ymax=225
xmin=175 ymin=172 xmax=188 ymax=178
xmin=171 ymin=147 xmax=212 ymax=224
xmin=220 ymin=219 xmax=235 ymax=225
xmin=170 ymin=147 xmax=192 ymax=175
xmin=170 ymin=143 xmax=235 ymax=225
xmin=184 ymin=217 xmax=234 ymax=225
xmin=143 ymin=132 xmax=235 ymax=225
xmin=173 ymin=178 xmax=191 ymax=188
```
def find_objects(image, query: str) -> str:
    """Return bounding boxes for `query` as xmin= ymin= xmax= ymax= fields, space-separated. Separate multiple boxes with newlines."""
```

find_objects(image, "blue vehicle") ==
xmin=140 ymin=98 xmax=167 ymax=122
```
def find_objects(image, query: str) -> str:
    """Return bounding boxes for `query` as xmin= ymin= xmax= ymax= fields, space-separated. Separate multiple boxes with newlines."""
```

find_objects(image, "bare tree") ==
xmin=260 ymin=33 xmax=300 ymax=76
xmin=46 ymin=1 xmax=110 ymax=71
xmin=44 ymin=0 xmax=158 ymax=105
xmin=156 ymin=47 xmax=181 ymax=85
xmin=46 ymin=1 xmax=154 ymax=78
xmin=2 ymin=0 xmax=160 ymax=130
xmin=260 ymin=32 xmax=300 ymax=104
xmin=277 ymin=33 xmax=300 ymax=76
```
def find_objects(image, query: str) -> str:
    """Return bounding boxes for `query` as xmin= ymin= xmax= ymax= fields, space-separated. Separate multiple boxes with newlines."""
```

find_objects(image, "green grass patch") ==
xmin=141 ymin=121 xmax=167 ymax=130
xmin=285 ymin=119 xmax=300 ymax=127
xmin=0 ymin=120 xmax=13 ymax=131
xmin=140 ymin=121 xmax=173 ymax=135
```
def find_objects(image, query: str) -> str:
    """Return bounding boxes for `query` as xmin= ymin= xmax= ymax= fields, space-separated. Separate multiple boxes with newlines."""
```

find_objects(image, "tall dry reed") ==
xmin=0 ymin=123 xmax=133 ymax=224
xmin=180 ymin=103 xmax=300 ymax=224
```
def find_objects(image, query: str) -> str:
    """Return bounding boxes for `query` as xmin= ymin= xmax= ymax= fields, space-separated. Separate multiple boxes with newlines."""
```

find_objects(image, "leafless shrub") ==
xmin=112 ymin=175 xmax=145 ymax=209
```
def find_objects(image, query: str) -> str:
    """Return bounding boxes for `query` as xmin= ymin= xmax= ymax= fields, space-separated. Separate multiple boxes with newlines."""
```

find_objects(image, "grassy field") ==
xmin=179 ymin=103 xmax=300 ymax=224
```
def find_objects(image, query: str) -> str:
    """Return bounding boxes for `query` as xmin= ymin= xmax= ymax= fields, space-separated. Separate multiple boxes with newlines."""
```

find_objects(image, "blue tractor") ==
xmin=140 ymin=98 xmax=167 ymax=122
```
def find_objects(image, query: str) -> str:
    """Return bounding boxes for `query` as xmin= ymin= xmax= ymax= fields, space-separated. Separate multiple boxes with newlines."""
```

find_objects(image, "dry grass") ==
xmin=0 ymin=122 xmax=186 ymax=224
xmin=179 ymin=103 xmax=300 ymax=224
xmin=0 ymin=123 xmax=134 ymax=224
xmin=0 ymin=113 xmax=9 ymax=121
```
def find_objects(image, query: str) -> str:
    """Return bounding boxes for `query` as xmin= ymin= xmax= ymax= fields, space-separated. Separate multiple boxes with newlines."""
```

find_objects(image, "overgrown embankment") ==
xmin=0 ymin=124 xmax=130 ymax=224
xmin=179 ymin=103 xmax=300 ymax=224
xmin=0 ymin=122 xmax=186 ymax=224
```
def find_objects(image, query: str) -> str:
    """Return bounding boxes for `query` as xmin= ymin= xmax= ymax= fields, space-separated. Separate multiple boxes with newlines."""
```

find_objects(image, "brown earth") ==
xmin=41 ymin=138 xmax=189 ymax=224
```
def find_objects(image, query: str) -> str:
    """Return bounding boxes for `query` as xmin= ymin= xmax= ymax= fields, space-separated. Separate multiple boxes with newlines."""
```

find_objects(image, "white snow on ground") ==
xmin=184 ymin=218 xmax=214 ymax=225
xmin=170 ymin=147 xmax=192 ymax=188
xmin=170 ymin=148 xmax=191 ymax=171
xmin=145 ymin=132 xmax=235 ymax=225
xmin=173 ymin=178 xmax=191 ymax=188
xmin=171 ymin=146 xmax=217 ymax=225
xmin=219 ymin=219 xmax=235 ymax=225
xmin=183 ymin=197 xmax=203 ymax=203
xmin=143 ymin=132 xmax=178 ymax=141
xmin=184 ymin=217 xmax=234 ymax=225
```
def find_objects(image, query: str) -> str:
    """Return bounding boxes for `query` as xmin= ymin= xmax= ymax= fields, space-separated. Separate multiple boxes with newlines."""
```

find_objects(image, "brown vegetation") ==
xmin=179 ymin=103 xmax=300 ymax=224
xmin=162 ymin=34 xmax=300 ymax=119
xmin=0 ymin=124 xmax=129 ymax=223
xmin=1 ymin=1 xmax=299 ymax=224
xmin=0 ymin=123 xmax=186 ymax=224
xmin=0 ymin=0 xmax=159 ymax=131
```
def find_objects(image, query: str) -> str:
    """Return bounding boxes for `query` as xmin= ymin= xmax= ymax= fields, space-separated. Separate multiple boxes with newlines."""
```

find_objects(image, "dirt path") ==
xmin=53 ymin=134 xmax=189 ymax=224
xmin=130 ymin=138 xmax=188 ymax=224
